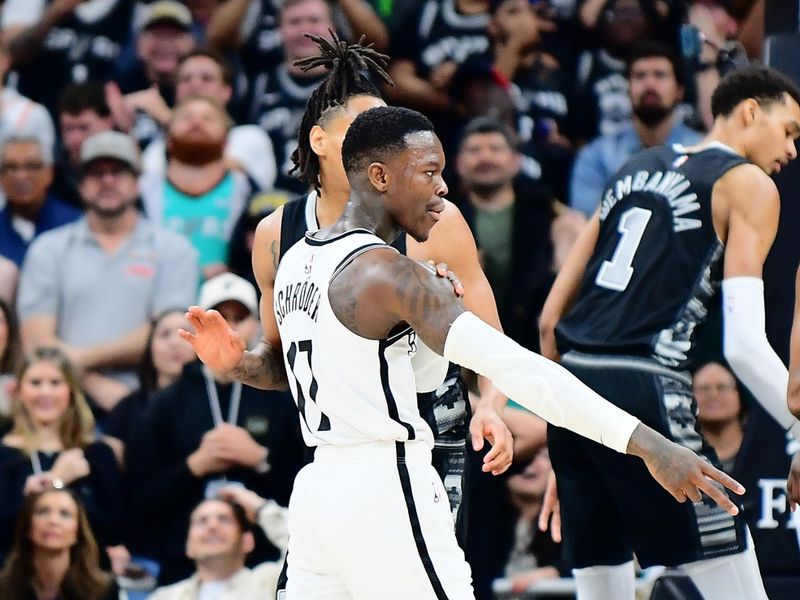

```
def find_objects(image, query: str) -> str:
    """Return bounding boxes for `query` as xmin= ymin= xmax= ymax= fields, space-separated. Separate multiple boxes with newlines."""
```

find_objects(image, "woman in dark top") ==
xmin=0 ymin=347 xmax=125 ymax=565
xmin=103 ymin=309 xmax=196 ymax=465
xmin=0 ymin=488 xmax=120 ymax=600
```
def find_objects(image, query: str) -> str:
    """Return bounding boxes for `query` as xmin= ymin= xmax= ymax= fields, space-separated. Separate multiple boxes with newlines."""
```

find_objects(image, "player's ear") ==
xmin=309 ymin=125 xmax=327 ymax=157
xmin=741 ymin=98 xmax=759 ymax=126
xmin=368 ymin=162 xmax=389 ymax=192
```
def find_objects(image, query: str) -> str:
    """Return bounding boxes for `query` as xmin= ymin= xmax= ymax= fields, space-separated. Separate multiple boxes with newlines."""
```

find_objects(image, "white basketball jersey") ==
xmin=274 ymin=229 xmax=435 ymax=448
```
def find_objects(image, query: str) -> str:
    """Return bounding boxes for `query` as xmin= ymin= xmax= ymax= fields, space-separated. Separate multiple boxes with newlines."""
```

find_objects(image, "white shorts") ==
xmin=284 ymin=441 xmax=474 ymax=600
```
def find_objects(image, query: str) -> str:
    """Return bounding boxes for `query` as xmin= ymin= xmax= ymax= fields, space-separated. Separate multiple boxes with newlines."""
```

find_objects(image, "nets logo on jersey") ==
xmin=304 ymin=253 xmax=315 ymax=275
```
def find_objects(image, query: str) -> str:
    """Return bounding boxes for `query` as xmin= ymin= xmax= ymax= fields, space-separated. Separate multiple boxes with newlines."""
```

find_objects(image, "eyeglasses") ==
xmin=0 ymin=161 xmax=46 ymax=174
xmin=693 ymin=383 xmax=737 ymax=395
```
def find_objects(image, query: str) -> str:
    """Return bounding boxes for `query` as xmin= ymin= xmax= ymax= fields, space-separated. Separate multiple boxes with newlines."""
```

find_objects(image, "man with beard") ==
xmin=570 ymin=42 xmax=702 ymax=217
xmin=455 ymin=117 xmax=558 ymax=352
xmin=141 ymin=96 xmax=251 ymax=280
xmin=16 ymin=131 xmax=199 ymax=412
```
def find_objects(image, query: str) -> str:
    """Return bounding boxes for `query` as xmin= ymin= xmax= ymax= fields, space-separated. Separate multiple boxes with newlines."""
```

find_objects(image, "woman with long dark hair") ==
xmin=0 ymin=488 xmax=120 ymax=599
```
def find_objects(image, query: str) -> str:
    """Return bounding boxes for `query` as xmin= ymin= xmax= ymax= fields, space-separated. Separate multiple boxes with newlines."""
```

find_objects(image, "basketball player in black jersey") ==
xmin=539 ymin=65 xmax=800 ymax=599
xmin=183 ymin=105 xmax=745 ymax=599
xmin=244 ymin=33 xmax=529 ymax=545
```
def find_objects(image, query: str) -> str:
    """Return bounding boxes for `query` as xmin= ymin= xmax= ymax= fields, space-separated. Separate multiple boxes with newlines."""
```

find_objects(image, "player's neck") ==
xmin=337 ymin=194 xmax=400 ymax=244
xmin=316 ymin=176 xmax=351 ymax=227
xmin=197 ymin=557 xmax=243 ymax=584
xmin=698 ymin=121 xmax=748 ymax=157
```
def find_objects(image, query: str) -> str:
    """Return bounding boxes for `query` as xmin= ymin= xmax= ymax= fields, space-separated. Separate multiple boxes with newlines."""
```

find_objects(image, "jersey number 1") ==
xmin=595 ymin=207 xmax=652 ymax=292
xmin=287 ymin=340 xmax=331 ymax=432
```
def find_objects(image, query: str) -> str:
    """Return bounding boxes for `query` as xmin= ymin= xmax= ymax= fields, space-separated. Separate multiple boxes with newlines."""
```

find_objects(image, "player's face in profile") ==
xmin=748 ymin=94 xmax=800 ymax=174
xmin=318 ymin=95 xmax=386 ymax=186
xmin=384 ymin=131 xmax=448 ymax=243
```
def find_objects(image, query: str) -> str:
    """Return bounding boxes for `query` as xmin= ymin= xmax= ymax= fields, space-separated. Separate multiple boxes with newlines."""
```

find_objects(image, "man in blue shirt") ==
xmin=570 ymin=42 xmax=703 ymax=216
xmin=0 ymin=137 xmax=80 ymax=266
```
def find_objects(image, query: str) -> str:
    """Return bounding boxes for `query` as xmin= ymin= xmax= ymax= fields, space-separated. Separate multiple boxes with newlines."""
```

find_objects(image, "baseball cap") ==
xmin=199 ymin=273 xmax=259 ymax=316
xmin=80 ymin=131 xmax=141 ymax=174
xmin=139 ymin=0 xmax=193 ymax=32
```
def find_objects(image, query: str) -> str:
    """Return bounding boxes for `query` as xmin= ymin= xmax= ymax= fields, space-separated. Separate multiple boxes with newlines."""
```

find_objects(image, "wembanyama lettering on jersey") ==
xmin=274 ymin=230 xmax=435 ymax=448
xmin=556 ymin=144 xmax=749 ymax=369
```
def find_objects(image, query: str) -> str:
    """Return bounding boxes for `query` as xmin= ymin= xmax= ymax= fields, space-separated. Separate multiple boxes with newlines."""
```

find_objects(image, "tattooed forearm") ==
xmin=228 ymin=342 xmax=288 ymax=390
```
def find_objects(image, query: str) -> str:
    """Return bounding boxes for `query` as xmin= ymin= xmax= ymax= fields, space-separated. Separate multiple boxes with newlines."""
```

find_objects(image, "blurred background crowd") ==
xmin=0 ymin=0 xmax=797 ymax=599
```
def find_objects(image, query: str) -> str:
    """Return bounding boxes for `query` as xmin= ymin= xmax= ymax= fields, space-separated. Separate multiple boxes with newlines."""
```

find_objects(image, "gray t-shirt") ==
xmin=17 ymin=215 xmax=199 ymax=388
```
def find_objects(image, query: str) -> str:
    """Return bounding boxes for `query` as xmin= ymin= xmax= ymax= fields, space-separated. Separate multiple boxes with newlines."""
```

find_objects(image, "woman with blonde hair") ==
xmin=0 ymin=347 xmax=125 ymax=567
xmin=0 ymin=488 xmax=121 ymax=599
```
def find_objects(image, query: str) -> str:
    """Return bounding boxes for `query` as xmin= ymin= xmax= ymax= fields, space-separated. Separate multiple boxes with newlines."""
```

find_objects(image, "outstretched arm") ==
xmin=330 ymin=250 xmax=744 ymax=514
xmin=180 ymin=211 xmax=288 ymax=390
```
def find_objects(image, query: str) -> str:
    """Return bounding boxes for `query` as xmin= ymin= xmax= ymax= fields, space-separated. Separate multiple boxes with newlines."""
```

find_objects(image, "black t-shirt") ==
xmin=12 ymin=0 xmax=134 ymax=116
xmin=240 ymin=0 xmax=283 ymax=81
xmin=390 ymin=0 xmax=490 ymax=78
xmin=247 ymin=65 xmax=325 ymax=195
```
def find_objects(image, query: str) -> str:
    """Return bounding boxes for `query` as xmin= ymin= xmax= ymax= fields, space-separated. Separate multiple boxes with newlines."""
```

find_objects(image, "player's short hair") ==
xmin=626 ymin=41 xmax=685 ymax=87
xmin=58 ymin=82 xmax=111 ymax=118
xmin=458 ymin=116 xmax=518 ymax=152
xmin=711 ymin=65 xmax=800 ymax=119
xmin=178 ymin=47 xmax=234 ymax=86
xmin=342 ymin=106 xmax=435 ymax=177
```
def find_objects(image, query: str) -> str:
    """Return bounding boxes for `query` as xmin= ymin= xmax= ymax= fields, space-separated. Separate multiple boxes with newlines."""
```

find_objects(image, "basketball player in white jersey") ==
xmin=182 ymin=106 xmax=744 ymax=600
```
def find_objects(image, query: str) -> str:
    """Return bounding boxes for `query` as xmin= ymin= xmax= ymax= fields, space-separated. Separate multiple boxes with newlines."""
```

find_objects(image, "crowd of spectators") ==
xmin=0 ymin=0 xmax=794 ymax=599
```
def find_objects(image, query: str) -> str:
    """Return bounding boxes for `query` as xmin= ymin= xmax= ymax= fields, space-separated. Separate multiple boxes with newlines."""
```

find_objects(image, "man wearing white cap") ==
xmin=125 ymin=272 xmax=305 ymax=586
xmin=16 ymin=130 xmax=199 ymax=412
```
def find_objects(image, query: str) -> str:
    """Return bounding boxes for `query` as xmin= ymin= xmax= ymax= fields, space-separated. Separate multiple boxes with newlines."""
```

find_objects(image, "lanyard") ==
xmin=30 ymin=450 xmax=43 ymax=475
xmin=203 ymin=367 xmax=242 ymax=427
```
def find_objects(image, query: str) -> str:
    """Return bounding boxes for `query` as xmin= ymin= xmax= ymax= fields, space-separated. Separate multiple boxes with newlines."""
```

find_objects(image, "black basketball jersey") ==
xmin=390 ymin=0 xmax=490 ymax=79
xmin=247 ymin=66 xmax=325 ymax=195
xmin=240 ymin=0 xmax=283 ymax=81
xmin=13 ymin=0 xmax=133 ymax=115
xmin=556 ymin=143 xmax=750 ymax=370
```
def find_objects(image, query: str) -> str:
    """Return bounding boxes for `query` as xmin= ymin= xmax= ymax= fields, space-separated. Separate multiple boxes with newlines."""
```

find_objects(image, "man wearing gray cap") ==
xmin=16 ymin=130 xmax=199 ymax=412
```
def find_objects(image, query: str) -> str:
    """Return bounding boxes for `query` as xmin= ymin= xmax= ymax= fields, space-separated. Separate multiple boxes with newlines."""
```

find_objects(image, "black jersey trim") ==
xmin=379 ymin=340 xmax=416 ymax=440
xmin=394 ymin=441 xmax=450 ymax=600
xmin=304 ymin=228 xmax=374 ymax=246
xmin=385 ymin=325 xmax=414 ymax=346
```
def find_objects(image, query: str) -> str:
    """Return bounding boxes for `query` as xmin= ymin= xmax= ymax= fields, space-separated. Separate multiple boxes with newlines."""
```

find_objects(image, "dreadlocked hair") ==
xmin=291 ymin=30 xmax=393 ymax=191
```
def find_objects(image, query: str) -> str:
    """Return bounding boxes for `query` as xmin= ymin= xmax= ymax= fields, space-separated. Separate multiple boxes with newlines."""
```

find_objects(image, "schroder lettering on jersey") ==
xmin=274 ymin=277 xmax=322 ymax=325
